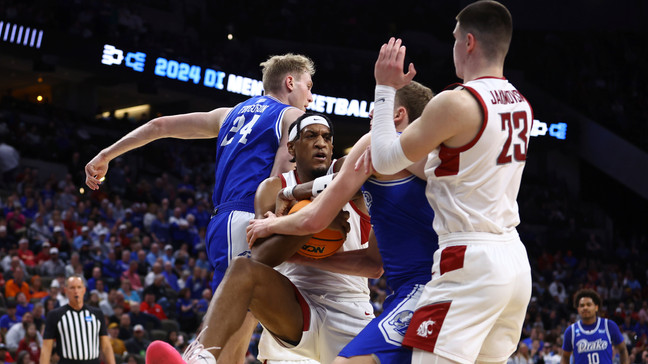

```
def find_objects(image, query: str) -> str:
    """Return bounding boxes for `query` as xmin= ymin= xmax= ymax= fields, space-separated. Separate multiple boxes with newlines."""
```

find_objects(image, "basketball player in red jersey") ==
xmin=368 ymin=1 xmax=533 ymax=363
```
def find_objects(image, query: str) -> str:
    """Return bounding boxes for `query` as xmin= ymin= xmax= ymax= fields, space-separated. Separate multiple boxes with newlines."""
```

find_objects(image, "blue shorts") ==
xmin=338 ymin=283 xmax=424 ymax=363
xmin=206 ymin=209 xmax=254 ymax=290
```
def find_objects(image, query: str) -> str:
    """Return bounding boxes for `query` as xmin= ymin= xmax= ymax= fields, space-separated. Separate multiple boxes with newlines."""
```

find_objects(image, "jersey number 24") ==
xmin=220 ymin=114 xmax=260 ymax=146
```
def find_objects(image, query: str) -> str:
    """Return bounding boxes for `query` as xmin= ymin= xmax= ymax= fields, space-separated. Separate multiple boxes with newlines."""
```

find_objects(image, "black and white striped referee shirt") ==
xmin=43 ymin=304 xmax=107 ymax=364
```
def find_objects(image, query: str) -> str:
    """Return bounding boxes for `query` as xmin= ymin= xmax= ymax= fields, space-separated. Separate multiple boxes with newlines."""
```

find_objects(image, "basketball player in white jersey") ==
xmin=368 ymin=1 xmax=533 ymax=363
xmin=147 ymin=113 xmax=380 ymax=364
xmin=85 ymin=54 xmax=315 ymax=364
xmin=246 ymin=82 xmax=436 ymax=364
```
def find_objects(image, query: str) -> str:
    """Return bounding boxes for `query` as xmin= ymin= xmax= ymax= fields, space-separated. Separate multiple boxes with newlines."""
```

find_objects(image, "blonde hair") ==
xmin=260 ymin=53 xmax=315 ymax=94
xmin=395 ymin=81 xmax=435 ymax=121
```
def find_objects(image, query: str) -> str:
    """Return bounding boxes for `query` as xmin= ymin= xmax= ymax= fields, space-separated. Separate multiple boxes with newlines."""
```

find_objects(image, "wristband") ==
xmin=282 ymin=185 xmax=296 ymax=200
xmin=311 ymin=174 xmax=335 ymax=197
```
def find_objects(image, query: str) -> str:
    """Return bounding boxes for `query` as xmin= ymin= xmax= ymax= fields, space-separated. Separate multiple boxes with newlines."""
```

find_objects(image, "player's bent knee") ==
xmin=229 ymin=256 xmax=271 ymax=280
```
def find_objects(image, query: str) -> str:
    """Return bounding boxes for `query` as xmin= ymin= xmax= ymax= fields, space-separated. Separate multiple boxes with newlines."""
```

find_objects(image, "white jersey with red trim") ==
xmin=276 ymin=167 xmax=371 ymax=299
xmin=425 ymin=77 xmax=533 ymax=236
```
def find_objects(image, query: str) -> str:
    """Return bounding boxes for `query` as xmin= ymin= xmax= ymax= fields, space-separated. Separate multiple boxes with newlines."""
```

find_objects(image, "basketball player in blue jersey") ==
xmin=561 ymin=289 xmax=628 ymax=364
xmin=247 ymin=81 xmax=437 ymax=364
xmin=84 ymin=53 xmax=315 ymax=364
xmin=147 ymin=112 xmax=381 ymax=364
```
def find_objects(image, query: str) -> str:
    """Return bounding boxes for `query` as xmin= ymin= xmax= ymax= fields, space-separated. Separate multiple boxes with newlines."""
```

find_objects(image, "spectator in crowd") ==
xmin=0 ymin=301 xmax=20 ymax=336
xmin=1 ymin=254 xmax=21 ymax=279
xmin=165 ymin=330 xmax=184 ymax=353
xmin=0 ymin=225 xmax=12 ymax=250
xmin=108 ymin=322 xmax=127 ymax=356
xmin=31 ymin=303 xmax=46 ymax=332
xmin=150 ymin=210 xmax=171 ymax=245
xmin=16 ymin=322 xmax=40 ymax=363
xmin=102 ymin=250 xmax=123 ymax=288
xmin=196 ymin=288 xmax=211 ymax=316
xmin=144 ymin=261 xmax=163 ymax=287
xmin=40 ymin=247 xmax=66 ymax=277
xmin=43 ymin=279 xmax=67 ymax=307
xmin=161 ymin=260 xmax=179 ymax=292
xmin=15 ymin=292 xmax=33 ymax=317
xmin=118 ymin=278 xmax=140 ymax=303
xmin=34 ymin=241 xmax=51 ymax=265
xmin=16 ymin=238 xmax=35 ymax=267
xmin=128 ymin=301 xmax=160 ymax=330
xmin=161 ymin=244 xmax=175 ymax=265
xmin=0 ymin=343 xmax=12 ymax=364
xmin=72 ymin=225 xmax=91 ymax=251
xmin=122 ymin=260 xmax=143 ymax=292
xmin=29 ymin=275 xmax=49 ymax=300
xmin=117 ymin=313 xmax=133 ymax=341
xmin=64 ymin=251 xmax=82 ymax=277
xmin=185 ymin=265 xmax=209 ymax=299
xmin=509 ymin=342 xmax=532 ymax=364
xmin=175 ymin=287 xmax=198 ymax=334
xmin=117 ymin=249 xmax=131 ymax=274
xmin=542 ymin=341 xmax=561 ymax=364
xmin=87 ymin=266 xmax=103 ymax=291
xmin=145 ymin=242 xmax=161 ymax=267
xmin=140 ymin=291 xmax=167 ymax=320
xmin=124 ymin=324 xmax=151 ymax=357
xmin=28 ymin=213 xmax=50 ymax=245
xmin=6 ymin=312 xmax=42 ymax=352
xmin=5 ymin=266 xmax=30 ymax=300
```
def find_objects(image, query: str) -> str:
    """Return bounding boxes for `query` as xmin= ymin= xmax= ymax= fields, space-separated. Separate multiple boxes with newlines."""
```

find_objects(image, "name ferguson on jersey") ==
xmin=489 ymin=89 xmax=525 ymax=105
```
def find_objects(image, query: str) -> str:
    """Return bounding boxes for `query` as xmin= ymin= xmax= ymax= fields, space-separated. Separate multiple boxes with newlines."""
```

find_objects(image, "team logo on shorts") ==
xmin=237 ymin=250 xmax=251 ymax=258
xmin=416 ymin=319 xmax=436 ymax=338
xmin=388 ymin=310 xmax=413 ymax=336
xmin=362 ymin=191 xmax=372 ymax=210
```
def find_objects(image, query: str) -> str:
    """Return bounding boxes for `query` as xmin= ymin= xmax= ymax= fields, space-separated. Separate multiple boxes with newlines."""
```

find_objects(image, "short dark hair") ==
xmin=573 ymin=288 xmax=601 ymax=309
xmin=456 ymin=0 xmax=512 ymax=60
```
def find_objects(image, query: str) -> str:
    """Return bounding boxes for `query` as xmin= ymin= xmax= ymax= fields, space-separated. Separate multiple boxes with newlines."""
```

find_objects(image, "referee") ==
xmin=40 ymin=274 xmax=115 ymax=364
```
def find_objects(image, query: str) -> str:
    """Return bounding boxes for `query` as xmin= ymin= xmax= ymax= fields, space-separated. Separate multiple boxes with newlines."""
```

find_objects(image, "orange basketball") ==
xmin=289 ymin=199 xmax=345 ymax=259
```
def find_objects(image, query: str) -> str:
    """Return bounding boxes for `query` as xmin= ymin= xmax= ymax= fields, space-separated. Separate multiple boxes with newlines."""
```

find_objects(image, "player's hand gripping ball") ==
xmin=289 ymin=200 xmax=345 ymax=259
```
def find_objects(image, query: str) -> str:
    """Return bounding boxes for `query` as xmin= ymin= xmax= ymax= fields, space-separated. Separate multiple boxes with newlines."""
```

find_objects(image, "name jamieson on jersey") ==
xmin=489 ymin=89 xmax=525 ymax=105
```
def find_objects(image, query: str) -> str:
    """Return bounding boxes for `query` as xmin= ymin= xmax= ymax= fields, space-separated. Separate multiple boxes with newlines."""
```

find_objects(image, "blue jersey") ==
xmin=212 ymin=95 xmax=294 ymax=210
xmin=563 ymin=318 xmax=624 ymax=364
xmin=362 ymin=175 xmax=437 ymax=290
xmin=340 ymin=175 xmax=436 ymax=363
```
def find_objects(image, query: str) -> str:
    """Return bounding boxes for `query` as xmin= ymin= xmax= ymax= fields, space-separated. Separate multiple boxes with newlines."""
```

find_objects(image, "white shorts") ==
xmin=260 ymin=288 xmax=374 ymax=364
xmin=258 ymin=330 xmax=320 ymax=364
xmin=403 ymin=232 xmax=532 ymax=364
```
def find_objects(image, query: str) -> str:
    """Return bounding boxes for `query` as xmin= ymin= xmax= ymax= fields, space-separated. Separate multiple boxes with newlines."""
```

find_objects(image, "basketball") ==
xmin=289 ymin=199 xmax=345 ymax=259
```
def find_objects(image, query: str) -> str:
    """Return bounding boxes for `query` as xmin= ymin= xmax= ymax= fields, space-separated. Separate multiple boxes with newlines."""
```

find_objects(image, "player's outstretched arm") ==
xmin=85 ymin=108 xmax=230 ymax=190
